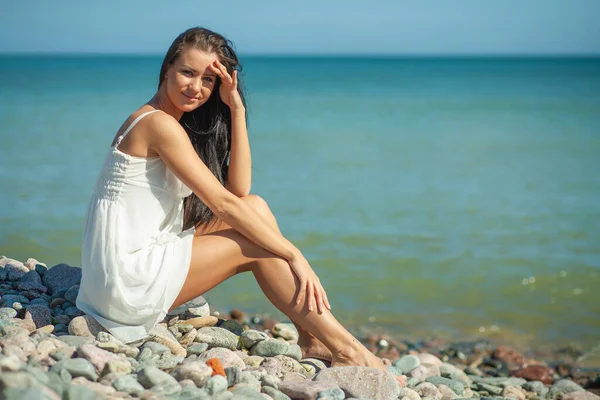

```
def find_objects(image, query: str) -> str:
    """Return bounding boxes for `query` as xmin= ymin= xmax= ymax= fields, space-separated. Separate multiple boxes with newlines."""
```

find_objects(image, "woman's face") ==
xmin=164 ymin=48 xmax=219 ymax=112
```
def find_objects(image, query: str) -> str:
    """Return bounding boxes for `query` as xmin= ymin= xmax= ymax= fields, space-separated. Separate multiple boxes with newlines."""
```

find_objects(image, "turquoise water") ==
xmin=1 ymin=55 xmax=599 ymax=349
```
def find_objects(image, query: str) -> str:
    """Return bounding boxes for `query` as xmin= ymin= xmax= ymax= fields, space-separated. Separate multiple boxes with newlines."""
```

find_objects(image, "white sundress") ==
xmin=76 ymin=110 xmax=195 ymax=343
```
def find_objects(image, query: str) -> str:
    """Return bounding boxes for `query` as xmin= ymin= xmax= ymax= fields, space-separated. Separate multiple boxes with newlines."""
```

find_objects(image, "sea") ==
xmin=1 ymin=55 xmax=599 ymax=351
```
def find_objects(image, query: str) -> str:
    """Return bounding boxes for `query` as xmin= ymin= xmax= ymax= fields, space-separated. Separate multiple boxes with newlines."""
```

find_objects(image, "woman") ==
xmin=76 ymin=27 xmax=383 ymax=369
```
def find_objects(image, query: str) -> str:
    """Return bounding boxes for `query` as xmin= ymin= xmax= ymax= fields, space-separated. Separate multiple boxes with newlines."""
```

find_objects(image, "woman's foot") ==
xmin=330 ymin=340 xmax=386 ymax=370
xmin=299 ymin=336 xmax=334 ymax=362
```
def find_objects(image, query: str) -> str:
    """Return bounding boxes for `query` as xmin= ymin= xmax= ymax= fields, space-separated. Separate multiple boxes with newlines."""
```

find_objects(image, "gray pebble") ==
xmin=262 ymin=385 xmax=292 ymax=400
xmin=112 ymin=374 xmax=145 ymax=396
xmin=0 ymin=307 xmax=17 ymax=320
xmin=426 ymin=376 xmax=465 ymax=395
xmin=50 ymin=357 xmax=98 ymax=381
xmin=316 ymin=386 xmax=345 ymax=400
xmin=205 ymin=375 xmax=228 ymax=395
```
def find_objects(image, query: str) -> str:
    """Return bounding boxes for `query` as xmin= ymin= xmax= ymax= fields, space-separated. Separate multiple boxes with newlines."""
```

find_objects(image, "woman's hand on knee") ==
xmin=288 ymin=253 xmax=331 ymax=314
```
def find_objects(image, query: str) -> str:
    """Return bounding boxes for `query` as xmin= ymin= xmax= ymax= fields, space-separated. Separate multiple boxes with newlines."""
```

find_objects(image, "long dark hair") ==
xmin=158 ymin=27 xmax=247 ymax=230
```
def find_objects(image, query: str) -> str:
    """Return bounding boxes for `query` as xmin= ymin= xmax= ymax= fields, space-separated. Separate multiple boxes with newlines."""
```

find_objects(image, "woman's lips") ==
xmin=183 ymin=93 xmax=199 ymax=100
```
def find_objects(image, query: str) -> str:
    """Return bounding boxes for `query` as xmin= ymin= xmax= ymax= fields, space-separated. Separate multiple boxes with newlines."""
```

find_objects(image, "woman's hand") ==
xmin=288 ymin=252 xmax=331 ymax=313
xmin=209 ymin=60 xmax=244 ymax=111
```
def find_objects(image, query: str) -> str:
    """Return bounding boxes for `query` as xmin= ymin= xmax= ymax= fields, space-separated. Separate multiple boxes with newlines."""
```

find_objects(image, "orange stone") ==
xmin=206 ymin=358 xmax=226 ymax=377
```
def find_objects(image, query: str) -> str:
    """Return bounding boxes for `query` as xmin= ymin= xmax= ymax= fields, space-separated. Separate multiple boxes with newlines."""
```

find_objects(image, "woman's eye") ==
xmin=203 ymin=77 xmax=214 ymax=83
xmin=182 ymin=70 xmax=193 ymax=76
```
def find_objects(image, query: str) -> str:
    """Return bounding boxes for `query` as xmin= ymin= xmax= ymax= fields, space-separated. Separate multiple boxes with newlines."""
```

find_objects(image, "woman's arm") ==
xmin=149 ymin=114 xmax=289 ymax=258
xmin=148 ymin=112 xmax=330 ymax=311
xmin=148 ymin=114 xmax=330 ymax=311
xmin=224 ymin=106 xmax=251 ymax=196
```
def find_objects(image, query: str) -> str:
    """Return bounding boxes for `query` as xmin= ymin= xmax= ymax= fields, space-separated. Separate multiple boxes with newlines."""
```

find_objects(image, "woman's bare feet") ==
xmin=299 ymin=336 xmax=333 ymax=362
xmin=330 ymin=339 xmax=386 ymax=371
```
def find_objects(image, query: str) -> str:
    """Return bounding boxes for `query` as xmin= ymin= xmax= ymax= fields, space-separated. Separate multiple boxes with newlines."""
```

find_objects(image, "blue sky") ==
xmin=1 ymin=0 xmax=599 ymax=55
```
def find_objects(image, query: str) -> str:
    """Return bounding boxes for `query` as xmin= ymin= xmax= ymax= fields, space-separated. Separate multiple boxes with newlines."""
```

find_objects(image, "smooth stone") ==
xmin=0 ymin=257 xmax=25 ymax=268
xmin=313 ymin=366 xmax=400 ymax=400
xmin=16 ymin=270 xmax=47 ymax=292
xmin=469 ymin=376 xmax=527 ymax=387
xmin=54 ymin=323 xmax=68 ymax=333
xmin=272 ymin=323 xmax=299 ymax=341
xmin=169 ymin=295 xmax=209 ymax=316
xmin=241 ymin=330 xmax=270 ymax=349
xmin=50 ymin=357 xmax=99 ymax=381
xmin=278 ymin=380 xmax=341 ymax=399
xmin=29 ymin=298 xmax=49 ymax=307
xmin=188 ymin=342 xmax=209 ymax=355
xmin=426 ymin=376 xmax=465 ymax=395
xmin=34 ymin=324 xmax=55 ymax=334
xmin=1 ymin=294 xmax=29 ymax=307
xmin=77 ymin=343 xmax=126 ymax=374
xmin=239 ymin=371 xmax=262 ymax=392
xmin=66 ymin=315 xmax=103 ymax=338
xmin=23 ymin=258 xmax=46 ymax=270
xmin=71 ymin=376 xmax=117 ymax=396
xmin=187 ymin=303 xmax=211 ymax=318
xmin=137 ymin=365 xmax=181 ymax=388
xmin=245 ymin=355 xmax=265 ymax=367
xmin=3 ymin=386 xmax=61 ymax=400
xmin=399 ymin=387 xmax=422 ymax=400
xmin=502 ymin=385 xmax=526 ymax=400
xmin=394 ymin=355 xmax=421 ymax=374
xmin=56 ymin=335 xmax=94 ymax=348
xmin=178 ymin=323 xmax=194 ymax=333
xmin=64 ymin=285 xmax=79 ymax=304
xmin=475 ymin=382 xmax=504 ymax=395
xmin=415 ymin=382 xmax=442 ymax=399
xmin=23 ymin=305 xmax=51 ymax=329
xmin=53 ymin=315 xmax=71 ymax=325
xmin=0 ymin=354 xmax=25 ymax=371
xmin=112 ymin=374 xmax=147 ymax=396
xmin=523 ymin=380 xmax=549 ymax=397
xmin=562 ymin=392 xmax=600 ymax=400
xmin=42 ymin=264 xmax=82 ymax=295
xmin=63 ymin=384 xmax=97 ymax=400
xmin=34 ymin=264 xmax=48 ymax=277
xmin=316 ymin=387 xmax=345 ymax=400
xmin=6 ymin=264 xmax=29 ymax=281
xmin=226 ymin=366 xmax=243 ymax=387
xmin=550 ymin=380 xmax=586 ymax=398
xmin=261 ymin=373 xmax=281 ymax=388
xmin=64 ymin=306 xmax=84 ymax=318
xmin=198 ymin=346 xmax=246 ymax=369
xmin=301 ymin=358 xmax=329 ymax=373
xmin=440 ymin=362 xmax=472 ymax=386
xmin=285 ymin=344 xmax=302 ymax=361
xmin=179 ymin=328 xmax=198 ymax=346
xmin=417 ymin=353 xmax=443 ymax=366
xmin=185 ymin=315 xmax=219 ymax=329
xmin=173 ymin=360 xmax=213 ymax=387
xmin=220 ymin=319 xmax=244 ymax=335
xmin=196 ymin=326 xmax=240 ymax=350
xmin=179 ymin=387 xmax=212 ymax=400
xmin=262 ymin=385 xmax=293 ymax=400
xmin=49 ymin=346 xmax=77 ymax=361
xmin=206 ymin=375 xmax=229 ymax=395
xmin=250 ymin=339 xmax=289 ymax=357
xmin=148 ymin=324 xmax=187 ymax=357
xmin=0 ymin=307 xmax=17 ymax=320
xmin=231 ymin=385 xmax=263 ymax=398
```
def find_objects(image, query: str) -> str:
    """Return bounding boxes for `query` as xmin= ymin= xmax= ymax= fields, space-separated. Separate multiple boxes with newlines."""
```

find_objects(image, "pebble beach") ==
xmin=1 ymin=256 xmax=599 ymax=400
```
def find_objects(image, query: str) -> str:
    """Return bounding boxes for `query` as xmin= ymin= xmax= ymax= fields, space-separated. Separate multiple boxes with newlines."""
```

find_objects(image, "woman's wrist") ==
xmin=230 ymin=105 xmax=245 ymax=114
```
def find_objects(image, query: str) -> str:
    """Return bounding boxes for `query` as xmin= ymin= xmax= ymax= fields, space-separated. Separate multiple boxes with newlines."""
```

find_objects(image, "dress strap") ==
xmin=115 ymin=110 xmax=160 ymax=147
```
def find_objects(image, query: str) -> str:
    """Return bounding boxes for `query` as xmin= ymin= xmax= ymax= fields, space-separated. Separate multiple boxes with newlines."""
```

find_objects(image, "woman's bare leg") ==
xmin=171 ymin=195 xmax=382 ymax=368
xmin=186 ymin=195 xmax=332 ymax=360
